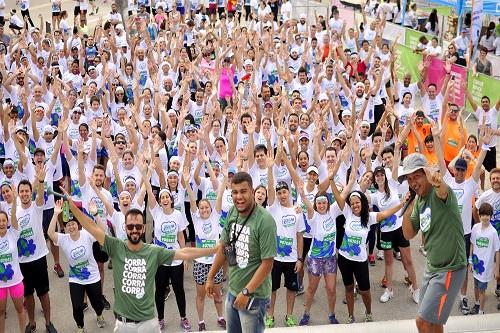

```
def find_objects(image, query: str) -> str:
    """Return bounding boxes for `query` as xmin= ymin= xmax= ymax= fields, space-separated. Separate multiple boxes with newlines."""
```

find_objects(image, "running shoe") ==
xmin=497 ymin=302 xmax=500 ymax=311
xmin=365 ymin=312 xmax=374 ymax=322
xmin=368 ymin=254 xmax=375 ymax=266
xmin=460 ymin=297 xmax=470 ymax=315
xmin=217 ymin=318 xmax=226 ymax=329
xmin=198 ymin=322 xmax=206 ymax=331
xmin=469 ymin=303 xmax=480 ymax=315
xmin=180 ymin=318 xmax=191 ymax=331
xmin=83 ymin=302 xmax=89 ymax=312
xmin=76 ymin=327 xmax=84 ymax=333
xmin=46 ymin=322 xmax=57 ymax=333
xmin=296 ymin=285 xmax=305 ymax=296
xmin=495 ymin=286 xmax=500 ymax=297
xmin=328 ymin=313 xmax=339 ymax=324
xmin=299 ymin=313 xmax=310 ymax=326
xmin=102 ymin=295 xmax=111 ymax=310
xmin=394 ymin=251 xmax=401 ymax=260
xmin=53 ymin=264 xmax=65 ymax=278
xmin=410 ymin=286 xmax=420 ymax=304
xmin=376 ymin=251 xmax=384 ymax=260
xmin=24 ymin=324 xmax=36 ymax=333
xmin=346 ymin=315 xmax=355 ymax=324
xmin=380 ymin=288 xmax=393 ymax=303
xmin=107 ymin=260 xmax=113 ymax=270
xmin=159 ymin=319 xmax=165 ymax=330
xmin=265 ymin=315 xmax=275 ymax=328
xmin=96 ymin=6 xmax=99 ymax=13
xmin=286 ymin=315 xmax=297 ymax=327
xmin=97 ymin=315 xmax=105 ymax=328
xmin=89 ymin=11 xmax=95 ymax=16
xmin=404 ymin=276 xmax=412 ymax=286
xmin=381 ymin=276 xmax=388 ymax=288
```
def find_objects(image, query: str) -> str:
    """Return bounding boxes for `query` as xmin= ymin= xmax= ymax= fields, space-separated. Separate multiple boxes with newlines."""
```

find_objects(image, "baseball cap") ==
xmin=307 ymin=165 xmax=319 ymax=175
xmin=3 ymin=159 xmax=14 ymax=167
xmin=116 ymin=24 xmax=124 ymax=31
xmin=276 ymin=181 xmax=289 ymax=192
xmin=300 ymin=13 xmax=307 ymax=19
xmin=43 ymin=125 xmax=55 ymax=134
xmin=243 ymin=59 xmax=253 ymax=67
xmin=228 ymin=166 xmax=237 ymax=175
xmin=374 ymin=166 xmax=386 ymax=175
xmin=34 ymin=147 xmax=45 ymax=155
xmin=342 ymin=110 xmax=352 ymax=117
xmin=455 ymin=158 xmax=468 ymax=171
xmin=299 ymin=132 xmax=310 ymax=141
xmin=398 ymin=153 xmax=429 ymax=183
xmin=318 ymin=93 xmax=328 ymax=101
xmin=87 ymin=65 xmax=96 ymax=72
xmin=15 ymin=126 xmax=27 ymax=134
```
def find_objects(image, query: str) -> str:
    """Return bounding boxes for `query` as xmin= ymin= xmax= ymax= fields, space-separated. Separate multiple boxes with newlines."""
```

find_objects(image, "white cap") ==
xmin=243 ymin=59 xmax=253 ymax=67
xmin=307 ymin=165 xmax=319 ymax=174
xmin=318 ymin=93 xmax=328 ymax=101
xmin=115 ymin=24 xmax=124 ymax=31
xmin=300 ymin=13 xmax=307 ymax=19
xmin=43 ymin=125 xmax=55 ymax=134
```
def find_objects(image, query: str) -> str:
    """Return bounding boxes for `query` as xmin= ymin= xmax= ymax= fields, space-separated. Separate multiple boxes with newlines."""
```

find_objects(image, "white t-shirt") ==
xmin=444 ymin=172 xmax=478 ymax=235
xmin=338 ymin=206 xmax=377 ymax=262
xmin=249 ymin=164 xmax=268 ymax=188
xmin=55 ymin=230 xmax=100 ymax=285
xmin=198 ymin=177 xmax=218 ymax=207
xmin=296 ymin=186 xmax=318 ymax=239
xmin=308 ymin=206 xmax=342 ymax=259
xmin=16 ymin=202 xmax=48 ymax=264
xmin=372 ymin=179 xmax=402 ymax=233
xmin=67 ymin=158 xmax=94 ymax=203
xmin=0 ymin=228 xmax=23 ymax=287
xmin=192 ymin=210 xmax=222 ymax=265
xmin=111 ymin=210 xmax=127 ymax=241
xmin=80 ymin=183 xmax=112 ymax=222
xmin=470 ymin=223 xmax=500 ymax=283
xmin=474 ymin=107 xmax=498 ymax=147
xmin=268 ymin=203 xmax=305 ymax=262
xmin=421 ymin=94 xmax=443 ymax=123
xmin=150 ymin=206 xmax=186 ymax=266
xmin=475 ymin=189 xmax=500 ymax=235
xmin=219 ymin=188 xmax=234 ymax=229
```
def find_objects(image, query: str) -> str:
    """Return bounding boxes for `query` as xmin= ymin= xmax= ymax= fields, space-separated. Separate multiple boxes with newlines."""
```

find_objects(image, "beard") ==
xmin=127 ymin=232 xmax=142 ymax=245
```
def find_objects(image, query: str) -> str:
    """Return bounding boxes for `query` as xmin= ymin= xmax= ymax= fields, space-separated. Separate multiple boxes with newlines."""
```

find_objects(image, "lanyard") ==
xmin=230 ymin=204 xmax=256 ymax=246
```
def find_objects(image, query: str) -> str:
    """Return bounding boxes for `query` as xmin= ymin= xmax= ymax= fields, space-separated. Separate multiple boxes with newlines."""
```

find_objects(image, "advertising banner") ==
xmin=424 ymin=57 xmax=467 ymax=107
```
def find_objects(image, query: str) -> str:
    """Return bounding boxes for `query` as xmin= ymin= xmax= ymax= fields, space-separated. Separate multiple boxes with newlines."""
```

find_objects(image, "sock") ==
xmin=198 ymin=320 xmax=204 ymax=324
xmin=497 ymin=284 xmax=500 ymax=290
xmin=460 ymin=294 xmax=466 ymax=301
xmin=475 ymin=301 xmax=480 ymax=306
xmin=479 ymin=310 xmax=484 ymax=314
xmin=218 ymin=317 xmax=224 ymax=321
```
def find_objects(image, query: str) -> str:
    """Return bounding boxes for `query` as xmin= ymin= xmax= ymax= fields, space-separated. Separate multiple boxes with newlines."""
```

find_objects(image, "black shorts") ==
xmin=271 ymin=260 xmax=299 ymax=291
xmin=302 ymin=237 xmax=312 ymax=261
xmin=337 ymin=254 xmax=370 ymax=291
xmin=464 ymin=233 xmax=471 ymax=260
xmin=42 ymin=208 xmax=55 ymax=239
xmin=20 ymin=256 xmax=50 ymax=297
xmin=483 ymin=146 xmax=496 ymax=172
xmin=92 ymin=241 xmax=109 ymax=263
xmin=380 ymin=227 xmax=410 ymax=250
xmin=80 ymin=9 xmax=88 ymax=15
xmin=52 ymin=12 xmax=60 ymax=17
xmin=74 ymin=6 xmax=80 ymax=16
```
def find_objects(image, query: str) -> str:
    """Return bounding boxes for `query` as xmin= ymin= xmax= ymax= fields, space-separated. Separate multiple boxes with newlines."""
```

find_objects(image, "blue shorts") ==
xmin=474 ymin=278 xmax=488 ymax=291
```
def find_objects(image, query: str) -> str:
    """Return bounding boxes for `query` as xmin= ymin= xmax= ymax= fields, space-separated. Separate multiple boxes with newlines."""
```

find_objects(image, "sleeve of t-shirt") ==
xmin=102 ymin=234 xmax=122 ymax=258
xmin=474 ymin=194 xmax=484 ymax=209
xmin=155 ymin=246 xmax=175 ymax=267
xmin=296 ymin=213 xmax=306 ymax=233
xmin=368 ymin=211 xmax=378 ymax=227
xmin=53 ymin=232 xmax=66 ymax=247
xmin=220 ymin=206 xmax=235 ymax=244
xmin=259 ymin=212 xmax=277 ymax=260
xmin=443 ymin=170 xmax=454 ymax=184
xmin=330 ymin=202 xmax=343 ymax=219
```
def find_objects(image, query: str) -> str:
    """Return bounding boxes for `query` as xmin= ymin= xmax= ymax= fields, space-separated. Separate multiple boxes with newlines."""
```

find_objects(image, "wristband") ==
xmin=297 ymin=258 xmax=304 ymax=263
xmin=446 ymin=72 xmax=451 ymax=75
xmin=482 ymin=143 xmax=490 ymax=151
xmin=155 ymin=153 xmax=159 ymax=157
xmin=468 ymin=257 xmax=473 ymax=264
xmin=38 ymin=180 xmax=44 ymax=183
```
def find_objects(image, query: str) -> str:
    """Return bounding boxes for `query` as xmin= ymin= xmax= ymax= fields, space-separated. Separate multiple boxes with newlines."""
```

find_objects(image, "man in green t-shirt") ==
xmin=400 ymin=153 xmax=466 ymax=333
xmin=66 ymin=198 xmax=219 ymax=333
xmin=206 ymin=172 xmax=277 ymax=333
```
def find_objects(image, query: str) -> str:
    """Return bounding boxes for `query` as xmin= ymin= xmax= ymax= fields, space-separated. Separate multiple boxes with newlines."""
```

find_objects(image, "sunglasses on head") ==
xmin=126 ymin=224 xmax=144 ymax=231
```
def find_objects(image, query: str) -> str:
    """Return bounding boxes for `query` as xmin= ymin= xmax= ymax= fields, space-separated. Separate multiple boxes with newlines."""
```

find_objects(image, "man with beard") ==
xmin=77 ymin=142 xmax=113 ymax=310
xmin=206 ymin=172 xmax=276 ymax=333
xmin=64 ymin=196 xmax=219 ymax=332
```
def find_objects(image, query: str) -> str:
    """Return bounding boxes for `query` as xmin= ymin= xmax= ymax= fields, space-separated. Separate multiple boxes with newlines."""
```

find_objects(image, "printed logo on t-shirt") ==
xmin=160 ymin=221 xmax=177 ymax=246
xmin=322 ymin=217 xmax=335 ymax=231
xmin=349 ymin=220 xmax=364 ymax=231
xmin=122 ymin=258 xmax=146 ymax=299
xmin=0 ymin=240 xmax=9 ymax=254
xmin=277 ymin=236 xmax=293 ymax=257
xmin=69 ymin=261 xmax=91 ymax=281
xmin=70 ymin=246 xmax=86 ymax=260
xmin=340 ymin=233 xmax=361 ymax=256
xmin=476 ymin=237 xmax=490 ymax=248
xmin=231 ymin=224 xmax=250 ymax=269
xmin=420 ymin=207 xmax=431 ymax=233
xmin=282 ymin=215 xmax=296 ymax=228
xmin=471 ymin=254 xmax=485 ymax=275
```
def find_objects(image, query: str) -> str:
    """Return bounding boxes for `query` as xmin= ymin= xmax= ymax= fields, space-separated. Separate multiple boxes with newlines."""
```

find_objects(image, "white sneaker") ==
xmin=377 ymin=251 xmax=384 ymax=260
xmin=410 ymin=286 xmax=420 ymax=304
xmin=380 ymin=288 xmax=393 ymax=303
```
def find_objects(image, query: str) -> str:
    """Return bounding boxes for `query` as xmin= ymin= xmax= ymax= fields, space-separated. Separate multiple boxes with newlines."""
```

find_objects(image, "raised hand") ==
xmin=424 ymin=167 xmax=442 ymax=187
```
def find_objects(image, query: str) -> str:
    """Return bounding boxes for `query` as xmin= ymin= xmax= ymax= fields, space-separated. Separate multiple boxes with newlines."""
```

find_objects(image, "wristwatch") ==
xmin=242 ymin=288 xmax=252 ymax=297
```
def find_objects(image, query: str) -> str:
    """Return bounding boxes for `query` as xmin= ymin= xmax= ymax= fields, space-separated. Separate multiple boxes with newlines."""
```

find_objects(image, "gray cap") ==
xmin=398 ymin=153 xmax=428 ymax=183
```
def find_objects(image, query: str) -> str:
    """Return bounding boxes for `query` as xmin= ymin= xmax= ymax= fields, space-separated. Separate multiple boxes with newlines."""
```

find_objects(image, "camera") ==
xmin=224 ymin=244 xmax=237 ymax=267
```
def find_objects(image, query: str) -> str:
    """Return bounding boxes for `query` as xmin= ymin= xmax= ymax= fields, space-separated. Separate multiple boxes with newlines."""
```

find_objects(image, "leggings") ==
xmin=184 ymin=201 xmax=195 ymax=243
xmin=21 ymin=9 xmax=34 ymax=28
xmin=373 ymin=103 xmax=385 ymax=131
xmin=367 ymin=223 xmax=381 ymax=255
xmin=155 ymin=264 xmax=186 ymax=320
xmin=69 ymin=281 xmax=104 ymax=328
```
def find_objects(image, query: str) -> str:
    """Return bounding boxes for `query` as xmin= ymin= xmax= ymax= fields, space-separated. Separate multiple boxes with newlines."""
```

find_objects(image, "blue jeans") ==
xmin=225 ymin=292 xmax=269 ymax=333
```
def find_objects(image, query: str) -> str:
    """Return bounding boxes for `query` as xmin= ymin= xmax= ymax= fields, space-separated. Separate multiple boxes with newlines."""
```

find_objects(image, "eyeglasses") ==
xmin=126 ymin=224 xmax=144 ymax=231
xmin=73 ymin=111 xmax=82 ymax=114
xmin=116 ymin=92 xmax=124 ymax=96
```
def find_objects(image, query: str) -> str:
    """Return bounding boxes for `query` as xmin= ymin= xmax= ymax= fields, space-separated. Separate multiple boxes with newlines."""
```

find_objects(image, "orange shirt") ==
xmin=442 ymin=118 xmax=467 ymax=162
xmin=423 ymin=149 xmax=438 ymax=167
xmin=407 ymin=124 xmax=431 ymax=154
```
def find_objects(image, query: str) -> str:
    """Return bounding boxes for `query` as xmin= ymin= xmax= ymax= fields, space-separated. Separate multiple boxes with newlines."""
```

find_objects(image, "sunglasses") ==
xmin=126 ymin=224 xmax=144 ymax=231
xmin=74 ymin=111 xmax=82 ymax=114
xmin=115 ymin=141 xmax=126 ymax=145
xmin=116 ymin=92 xmax=124 ymax=95
xmin=450 ymin=109 xmax=459 ymax=113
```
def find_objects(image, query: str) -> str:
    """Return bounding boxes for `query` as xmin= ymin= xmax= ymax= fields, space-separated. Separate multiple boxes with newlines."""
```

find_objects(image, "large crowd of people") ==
xmin=0 ymin=0 xmax=498 ymax=332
